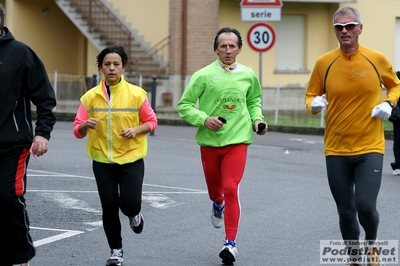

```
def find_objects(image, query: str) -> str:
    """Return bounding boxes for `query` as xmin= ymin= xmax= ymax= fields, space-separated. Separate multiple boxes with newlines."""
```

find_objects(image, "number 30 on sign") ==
xmin=246 ymin=22 xmax=276 ymax=53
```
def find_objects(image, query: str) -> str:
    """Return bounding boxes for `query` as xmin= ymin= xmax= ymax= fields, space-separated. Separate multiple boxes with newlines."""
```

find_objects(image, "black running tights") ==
xmin=325 ymin=153 xmax=382 ymax=242
xmin=93 ymin=159 xmax=144 ymax=249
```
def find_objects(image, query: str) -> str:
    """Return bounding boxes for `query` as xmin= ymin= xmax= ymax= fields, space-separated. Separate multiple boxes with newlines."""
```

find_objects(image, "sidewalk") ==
xmin=48 ymin=107 xmax=395 ymax=139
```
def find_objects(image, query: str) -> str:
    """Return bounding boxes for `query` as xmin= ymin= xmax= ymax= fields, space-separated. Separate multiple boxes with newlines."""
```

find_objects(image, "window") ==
xmin=275 ymin=15 xmax=306 ymax=73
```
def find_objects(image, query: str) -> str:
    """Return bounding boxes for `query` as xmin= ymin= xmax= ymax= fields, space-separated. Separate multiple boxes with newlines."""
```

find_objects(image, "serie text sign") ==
xmin=240 ymin=0 xmax=283 ymax=22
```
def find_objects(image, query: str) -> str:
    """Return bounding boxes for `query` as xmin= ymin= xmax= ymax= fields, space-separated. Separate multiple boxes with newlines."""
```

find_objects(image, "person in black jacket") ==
xmin=389 ymin=71 xmax=400 ymax=175
xmin=0 ymin=4 xmax=56 ymax=266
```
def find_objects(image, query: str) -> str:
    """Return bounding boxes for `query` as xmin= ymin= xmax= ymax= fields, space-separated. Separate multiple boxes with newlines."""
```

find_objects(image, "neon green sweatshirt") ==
xmin=178 ymin=60 xmax=264 ymax=147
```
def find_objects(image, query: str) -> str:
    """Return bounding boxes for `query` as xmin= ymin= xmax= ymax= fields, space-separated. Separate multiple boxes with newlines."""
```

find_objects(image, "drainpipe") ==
xmin=181 ymin=0 xmax=188 ymax=94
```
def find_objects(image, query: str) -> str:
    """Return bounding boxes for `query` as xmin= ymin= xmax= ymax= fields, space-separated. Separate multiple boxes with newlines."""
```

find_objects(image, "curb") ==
xmin=48 ymin=112 xmax=394 ymax=140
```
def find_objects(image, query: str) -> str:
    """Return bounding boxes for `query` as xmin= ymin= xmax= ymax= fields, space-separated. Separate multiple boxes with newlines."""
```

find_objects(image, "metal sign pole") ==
xmin=259 ymin=53 xmax=262 ymax=87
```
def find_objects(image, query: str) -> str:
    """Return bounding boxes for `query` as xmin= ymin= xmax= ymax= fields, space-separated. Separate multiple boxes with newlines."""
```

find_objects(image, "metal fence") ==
xmin=262 ymin=86 xmax=325 ymax=128
xmin=46 ymin=73 xmax=393 ymax=131
xmin=47 ymin=72 xmax=97 ymax=113
xmin=46 ymin=73 xmax=326 ymax=126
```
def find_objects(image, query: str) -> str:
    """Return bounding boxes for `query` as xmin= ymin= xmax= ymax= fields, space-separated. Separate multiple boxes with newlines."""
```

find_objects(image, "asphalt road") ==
xmin=24 ymin=122 xmax=400 ymax=266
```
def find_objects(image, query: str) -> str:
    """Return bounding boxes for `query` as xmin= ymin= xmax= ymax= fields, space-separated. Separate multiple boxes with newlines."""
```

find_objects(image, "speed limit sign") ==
xmin=246 ymin=22 xmax=276 ymax=53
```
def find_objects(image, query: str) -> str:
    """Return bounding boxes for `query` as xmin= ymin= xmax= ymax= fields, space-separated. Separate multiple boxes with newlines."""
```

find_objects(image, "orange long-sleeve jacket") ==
xmin=305 ymin=45 xmax=400 ymax=156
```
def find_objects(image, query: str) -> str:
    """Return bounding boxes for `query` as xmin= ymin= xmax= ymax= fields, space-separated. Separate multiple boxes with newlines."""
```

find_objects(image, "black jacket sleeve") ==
xmin=24 ymin=47 xmax=57 ymax=140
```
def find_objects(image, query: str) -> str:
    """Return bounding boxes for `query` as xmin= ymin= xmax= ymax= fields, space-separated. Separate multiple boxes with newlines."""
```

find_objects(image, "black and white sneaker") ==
xmin=106 ymin=248 xmax=123 ymax=266
xmin=219 ymin=239 xmax=237 ymax=265
xmin=129 ymin=213 xmax=144 ymax=234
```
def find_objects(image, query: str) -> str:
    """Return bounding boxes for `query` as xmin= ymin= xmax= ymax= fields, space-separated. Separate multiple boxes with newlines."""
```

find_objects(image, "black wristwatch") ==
xmin=386 ymin=100 xmax=395 ymax=108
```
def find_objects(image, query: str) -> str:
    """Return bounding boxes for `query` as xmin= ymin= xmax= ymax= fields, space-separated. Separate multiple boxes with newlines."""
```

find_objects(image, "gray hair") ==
xmin=0 ymin=4 xmax=4 ymax=29
xmin=333 ymin=6 xmax=361 ymax=24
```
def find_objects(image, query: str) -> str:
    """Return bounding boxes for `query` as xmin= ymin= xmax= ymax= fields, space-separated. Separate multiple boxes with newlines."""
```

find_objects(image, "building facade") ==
xmin=2 ymin=0 xmax=400 ymax=107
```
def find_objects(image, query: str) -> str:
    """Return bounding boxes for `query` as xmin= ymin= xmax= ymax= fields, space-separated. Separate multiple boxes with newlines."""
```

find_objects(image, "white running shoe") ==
xmin=219 ymin=239 xmax=237 ymax=265
xmin=392 ymin=169 xmax=400 ymax=175
xmin=106 ymin=248 xmax=123 ymax=266
xmin=211 ymin=202 xmax=225 ymax=228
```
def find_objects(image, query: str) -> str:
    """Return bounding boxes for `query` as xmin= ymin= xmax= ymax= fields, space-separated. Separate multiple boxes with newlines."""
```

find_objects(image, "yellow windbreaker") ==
xmin=81 ymin=76 xmax=148 ymax=164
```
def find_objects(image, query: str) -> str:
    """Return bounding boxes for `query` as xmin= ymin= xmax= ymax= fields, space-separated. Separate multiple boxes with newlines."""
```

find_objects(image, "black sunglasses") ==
xmin=333 ymin=22 xmax=360 ymax=31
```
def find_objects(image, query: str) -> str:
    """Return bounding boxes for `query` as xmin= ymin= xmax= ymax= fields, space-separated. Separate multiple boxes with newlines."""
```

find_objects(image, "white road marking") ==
xmin=28 ymin=169 xmax=94 ymax=180
xmin=144 ymin=183 xmax=206 ymax=192
xmin=36 ymin=192 xmax=101 ymax=214
xmin=28 ymin=190 xmax=207 ymax=194
xmin=248 ymin=144 xmax=284 ymax=150
xmin=144 ymin=194 xmax=183 ymax=209
xmin=84 ymin=221 xmax=103 ymax=228
xmin=27 ymin=170 xmax=207 ymax=193
xmin=30 ymin=227 xmax=84 ymax=247
xmin=27 ymin=169 xmax=207 ymax=247
xmin=289 ymin=138 xmax=323 ymax=144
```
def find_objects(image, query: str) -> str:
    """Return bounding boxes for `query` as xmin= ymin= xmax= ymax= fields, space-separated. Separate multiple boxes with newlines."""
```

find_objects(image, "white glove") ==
xmin=371 ymin=102 xmax=392 ymax=120
xmin=310 ymin=94 xmax=328 ymax=113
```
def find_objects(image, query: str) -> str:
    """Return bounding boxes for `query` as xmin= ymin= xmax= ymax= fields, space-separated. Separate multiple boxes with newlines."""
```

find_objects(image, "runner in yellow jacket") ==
xmin=73 ymin=46 xmax=157 ymax=266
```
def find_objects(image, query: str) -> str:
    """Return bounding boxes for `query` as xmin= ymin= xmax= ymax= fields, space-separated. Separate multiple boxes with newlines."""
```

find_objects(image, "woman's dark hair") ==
xmin=213 ymin=27 xmax=243 ymax=51
xmin=96 ymin=45 xmax=128 ymax=69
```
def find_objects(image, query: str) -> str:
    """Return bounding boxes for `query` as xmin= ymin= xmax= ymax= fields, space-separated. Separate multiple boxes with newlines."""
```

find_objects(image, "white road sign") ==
xmin=246 ymin=22 xmax=276 ymax=53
